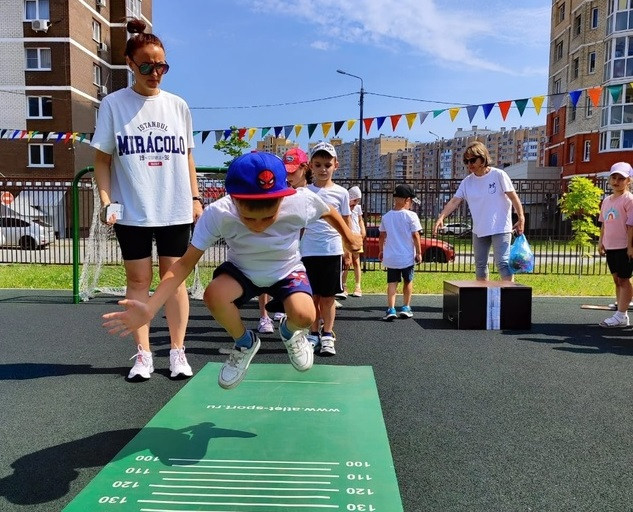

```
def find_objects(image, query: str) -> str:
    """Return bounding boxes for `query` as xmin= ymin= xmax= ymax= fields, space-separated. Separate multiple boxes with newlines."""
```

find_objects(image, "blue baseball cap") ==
xmin=225 ymin=152 xmax=297 ymax=200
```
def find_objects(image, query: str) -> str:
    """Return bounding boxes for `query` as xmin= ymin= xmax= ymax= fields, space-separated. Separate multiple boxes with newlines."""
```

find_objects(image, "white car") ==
xmin=0 ymin=216 xmax=56 ymax=249
xmin=439 ymin=222 xmax=472 ymax=237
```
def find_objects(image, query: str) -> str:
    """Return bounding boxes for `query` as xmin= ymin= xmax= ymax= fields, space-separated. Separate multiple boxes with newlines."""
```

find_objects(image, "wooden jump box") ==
xmin=442 ymin=280 xmax=532 ymax=330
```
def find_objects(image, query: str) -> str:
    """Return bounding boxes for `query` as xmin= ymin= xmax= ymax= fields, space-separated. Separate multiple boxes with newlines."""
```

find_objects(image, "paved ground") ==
xmin=1 ymin=289 xmax=632 ymax=512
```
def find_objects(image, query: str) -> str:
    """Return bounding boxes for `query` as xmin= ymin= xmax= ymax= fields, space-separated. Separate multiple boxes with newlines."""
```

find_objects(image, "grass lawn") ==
xmin=0 ymin=263 xmax=615 ymax=297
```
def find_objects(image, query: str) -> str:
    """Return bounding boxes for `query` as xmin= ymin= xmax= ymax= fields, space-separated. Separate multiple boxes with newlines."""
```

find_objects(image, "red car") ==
xmin=362 ymin=226 xmax=455 ymax=263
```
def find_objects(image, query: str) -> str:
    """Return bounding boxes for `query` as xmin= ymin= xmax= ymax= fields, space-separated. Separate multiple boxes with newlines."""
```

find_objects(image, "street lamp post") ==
xmin=429 ymin=131 xmax=441 ymax=181
xmin=337 ymin=69 xmax=364 ymax=179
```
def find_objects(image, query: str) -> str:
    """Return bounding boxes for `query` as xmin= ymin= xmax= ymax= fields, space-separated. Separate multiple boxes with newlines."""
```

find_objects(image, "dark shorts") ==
xmin=213 ymin=261 xmax=313 ymax=309
xmin=605 ymin=248 xmax=633 ymax=278
xmin=302 ymin=255 xmax=343 ymax=297
xmin=386 ymin=265 xmax=415 ymax=284
xmin=113 ymin=223 xmax=191 ymax=261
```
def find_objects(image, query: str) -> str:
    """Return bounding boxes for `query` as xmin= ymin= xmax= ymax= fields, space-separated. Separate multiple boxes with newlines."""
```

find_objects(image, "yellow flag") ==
xmin=347 ymin=119 xmax=356 ymax=130
xmin=405 ymin=113 xmax=417 ymax=129
xmin=448 ymin=108 xmax=460 ymax=121
xmin=531 ymin=95 xmax=545 ymax=115
xmin=322 ymin=122 xmax=332 ymax=138
xmin=248 ymin=128 xmax=257 ymax=140
xmin=294 ymin=125 xmax=303 ymax=137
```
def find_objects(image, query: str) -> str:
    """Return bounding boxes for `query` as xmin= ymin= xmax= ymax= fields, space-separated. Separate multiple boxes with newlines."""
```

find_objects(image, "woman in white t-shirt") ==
xmin=91 ymin=19 xmax=203 ymax=381
xmin=433 ymin=141 xmax=525 ymax=281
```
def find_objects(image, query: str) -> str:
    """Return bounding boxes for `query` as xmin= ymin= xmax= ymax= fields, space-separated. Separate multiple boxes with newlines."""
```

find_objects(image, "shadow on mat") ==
xmin=0 ymin=363 xmax=127 ymax=380
xmin=0 ymin=422 xmax=256 ymax=505
xmin=519 ymin=323 xmax=633 ymax=356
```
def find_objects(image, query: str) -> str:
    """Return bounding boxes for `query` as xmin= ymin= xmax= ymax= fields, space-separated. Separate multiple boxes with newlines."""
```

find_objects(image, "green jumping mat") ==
xmin=63 ymin=363 xmax=403 ymax=511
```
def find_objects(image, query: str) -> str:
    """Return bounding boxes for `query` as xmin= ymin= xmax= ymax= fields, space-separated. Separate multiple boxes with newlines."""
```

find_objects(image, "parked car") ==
xmin=363 ymin=226 xmax=455 ymax=263
xmin=0 ymin=216 xmax=56 ymax=249
xmin=438 ymin=222 xmax=472 ymax=237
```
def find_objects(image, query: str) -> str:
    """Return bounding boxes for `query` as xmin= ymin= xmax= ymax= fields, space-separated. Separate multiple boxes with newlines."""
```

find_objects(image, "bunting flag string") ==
xmin=0 ymin=85 xmax=629 ymax=146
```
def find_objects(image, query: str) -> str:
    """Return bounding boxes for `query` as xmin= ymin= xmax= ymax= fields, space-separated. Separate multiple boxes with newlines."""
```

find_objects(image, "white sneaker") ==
xmin=599 ymin=314 xmax=629 ymax=328
xmin=128 ymin=345 xmax=153 ymax=380
xmin=335 ymin=291 xmax=348 ymax=299
xmin=169 ymin=346 xmax=193 ymax=378
xmin=320 ymin=333 xmax=336 ymax=356
xmin=273 ymin=312 xmax=286 ymax=322
xmin=280 ymin=319 xmax=313 ymax=371
xmin=334 ymin=300 xmax=343 ymax=308
xmin=218 ymin=333 xmax=261 ymax=389
xmin=257 ymin=316 xmax=274 ymax=334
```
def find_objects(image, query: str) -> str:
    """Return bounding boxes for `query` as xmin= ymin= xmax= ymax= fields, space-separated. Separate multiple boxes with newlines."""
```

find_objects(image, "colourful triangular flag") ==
xmin=347 ymin=119 xmax=356 ymax=131
xmin=390 ymin=114 xmax=402 ymax=131
xmin=482 ymin=103 xmax=495 ymax=119
xmin=284 ymin=125 xmax=293 ymax=139
xmin=363 ymin=118 xmax=374 ymax=134
xmin=376 ymin=117 xmax=386 ymax=130
xmin=568 ymin=90 xmax=582 ymax=107
xmin=466 ymin=105 xmax=479 ymax=123
xmin=515 ymin=98 xmax=528 ymax=116
xmin=549 ymin=93 xmax=565 ymax=111
xmin=307 ymin=123 xmax=317 ymax=138
xmin=432 ymin=109 xmax=445 ymax=118
xmin=587 ymin=86 xmax=602 ymax=108
xmin=608 ymin=84 xmax=623 ymax=103
xmin=448 ymin=108 xmax=460 ymax=121
xmin=214 ymin=130 xmax=223 ymax=142
xmin=223 ymin=129 xmax=232 ymax=140
xmin=248 ymin=128 xmax=257 ymax=140
xmin=273 ymin=126 xmax=283 ymax=138
xmin=321 ymin=122 xmax=332 ymax=138
xmin=405 ymin=113 xmax=417 ymax=129
xmin=498 ymin=101 xmax=512 ymax=120
xmin=294 ymin=125 xmax=303 ymax=137
xmin=201 ymin=130 xmax=210 ymax=144
xmin=418 ymin=112 xmax=429 ymax=125
xmin=334 ymin=120 xmax=345 ymax=135
xmin=261 ymin=127 xmax=271 ymax=138
xmin=532 ymin=96 xmax=545 ymax=115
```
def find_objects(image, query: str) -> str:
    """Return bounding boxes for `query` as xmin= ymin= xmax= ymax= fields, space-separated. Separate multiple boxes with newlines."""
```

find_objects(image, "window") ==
xmin=27 ymin=96 xmax=52 ymax=118
xmin=126 ymin=0 xmax=141 ymax=19
xmin=568 ymin=142 xmax=575 ymax=163
xmin=553 ymin=117 xmax=560 ymax=134
xmin=572 ymin=57 xmax=579 ymax=79
xmin=574 ymin=14 xmax=582 ymax=36
xmin=25 ymin=48 xmax=51 ymax=70
xmin=586 ymin=97 xmax=593 ymax=117
xmin=93 ymin=64 xmax=102 ymax=86
xmin=24 ymin=0 xmax=50 ymax=20
xmin=554 ymin=78 xmax=562 ymax=94
xmin=557 ymin=2 xmax=565 ymax=24
xmin=92 ymin=20 xmax=101 ymax=42
xmin=588 ymin=51 xmax=596 ymax=73
xmin=583 ymin=140 xmax=591 ymax=161
xmin=591 ymin=7 xmax=599 ymax=29
xmin=555 ymin=40 xmax=564 ymax=61
xmin=569 ymin=104 xmax=577 ymax=122
xmin=28 ymin=144 xmax=53 ymax=166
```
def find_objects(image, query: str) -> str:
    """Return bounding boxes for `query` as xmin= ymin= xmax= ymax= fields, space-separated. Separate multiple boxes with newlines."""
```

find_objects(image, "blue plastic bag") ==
xmin=509 ymin=234 xmax=534 ymax=274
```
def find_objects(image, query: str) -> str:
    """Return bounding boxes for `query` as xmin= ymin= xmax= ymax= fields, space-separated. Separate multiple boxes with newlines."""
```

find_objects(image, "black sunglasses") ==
xmin=464 ymin=157 xmax=480 ymax=165
xmin=131 ymin=59 xmax=170 ymax=76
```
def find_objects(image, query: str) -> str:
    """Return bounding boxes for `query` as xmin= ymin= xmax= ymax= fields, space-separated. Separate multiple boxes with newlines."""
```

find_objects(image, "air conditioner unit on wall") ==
xmin=96 ymin=0 xmax=106 ymax=7
xmin=31 ymin=19 xmax=50 ymax=32
xmin=97 ymin=85 xmax=108 ymax=97
xmin=97 ymin=42 xmax=108 ymax=53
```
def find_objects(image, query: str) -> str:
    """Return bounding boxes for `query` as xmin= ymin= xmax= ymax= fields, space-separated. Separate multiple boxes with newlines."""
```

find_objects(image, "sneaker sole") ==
xmin=289 ymin=348 xmax=314 ymax=372
xmin=320 ymin=347 xmax=336 ymax=356
xmin=383 ymin=315 xmax=397 ymax=322
xmin=218 ymin=338 xmax=261 ymax=390
xmin=599 ymin=322 xmax=629 ymax=328
xmin=170 ymin=369 xmax=193 ymax=379
xmin=399 ymin=313 xmax=413 ymax=319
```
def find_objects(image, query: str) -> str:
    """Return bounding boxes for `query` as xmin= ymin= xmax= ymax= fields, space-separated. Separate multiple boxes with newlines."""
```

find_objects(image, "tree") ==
xmin=213 ymin=126 xmax=251 ymax=167
xmin=558 ymin=176 xmax=603 ymax=255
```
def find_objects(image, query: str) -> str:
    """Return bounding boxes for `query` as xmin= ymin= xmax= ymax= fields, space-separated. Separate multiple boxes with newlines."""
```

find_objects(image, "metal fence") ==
xmin=0 ymin=172 xmax=612 ymax=277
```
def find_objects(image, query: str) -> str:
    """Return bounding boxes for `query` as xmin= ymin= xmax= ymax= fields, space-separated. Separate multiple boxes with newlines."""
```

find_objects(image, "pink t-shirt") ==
xmin=599 ymin=191 xmax=633 ymax=249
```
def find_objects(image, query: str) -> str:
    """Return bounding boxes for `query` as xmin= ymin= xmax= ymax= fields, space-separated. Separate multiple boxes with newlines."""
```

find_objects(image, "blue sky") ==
xmin=153 ymin=0 xmax=552 ymax=167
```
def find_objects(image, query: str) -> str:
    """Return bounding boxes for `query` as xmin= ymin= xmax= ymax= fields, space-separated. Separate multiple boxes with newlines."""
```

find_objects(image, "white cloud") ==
xmin=311 ymin=40 xmax=334 ymax=51
xmin=246 ymin=0 xmax=550 ymax=74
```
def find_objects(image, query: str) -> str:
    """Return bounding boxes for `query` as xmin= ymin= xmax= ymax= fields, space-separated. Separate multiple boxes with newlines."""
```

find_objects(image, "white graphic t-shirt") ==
xmin=454 ymin=167 xmax=515 ymax=237
xmin=191 ymin=188 xmax=330 ymax=287
xmin=91 ymin=87 xmax=194 ymax=227
xmin=379 ymin=209 xmax=422 ymax=269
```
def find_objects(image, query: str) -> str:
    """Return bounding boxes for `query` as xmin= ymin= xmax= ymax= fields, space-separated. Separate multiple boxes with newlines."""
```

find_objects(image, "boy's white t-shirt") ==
xmin=350 ymin=204 xmax=363 ymax=234
xmin=454 ymin=167 xmax=515 ymax=237
xmin=191 ymin=188 xmax=330 ymax=287
xmin=91 ymin=87 xmax=194 ymax=227
xmin=379 ymin=209 xmax=422 ymax=269
xmin=599 ymin=191 xmax=633 ymax=250
xmin=300 ymin=183 xmax=351 ymax=256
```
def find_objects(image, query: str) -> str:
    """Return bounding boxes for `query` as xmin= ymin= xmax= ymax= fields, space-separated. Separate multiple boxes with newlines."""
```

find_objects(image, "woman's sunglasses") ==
xmin=464 ymin=157 xmax=480 ymax=165
xmin=131 ymin=59 xmax=170 ymax=76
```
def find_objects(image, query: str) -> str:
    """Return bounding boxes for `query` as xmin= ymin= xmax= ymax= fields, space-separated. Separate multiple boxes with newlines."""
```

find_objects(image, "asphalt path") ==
xmin=1 ymin=289 xmax=632 ymax=512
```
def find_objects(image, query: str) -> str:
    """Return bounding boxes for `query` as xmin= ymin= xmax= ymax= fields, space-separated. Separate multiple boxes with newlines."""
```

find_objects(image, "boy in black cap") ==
xmin=379 ymin=184 xmax=422 ymax=321
xmin=103 ymin=152 xmax=362 ymax=389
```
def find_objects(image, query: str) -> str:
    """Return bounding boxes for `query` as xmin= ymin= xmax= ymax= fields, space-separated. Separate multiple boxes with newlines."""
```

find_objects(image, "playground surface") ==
xmin=1 ymin=289 xmax=632 ymax=512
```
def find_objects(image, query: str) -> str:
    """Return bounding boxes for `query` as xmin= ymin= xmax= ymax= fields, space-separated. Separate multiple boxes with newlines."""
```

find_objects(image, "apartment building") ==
xmin=0 ymin=0 xmax=150 ymax=179
xmin=546 ymin=0 xmax=633 ymax=176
